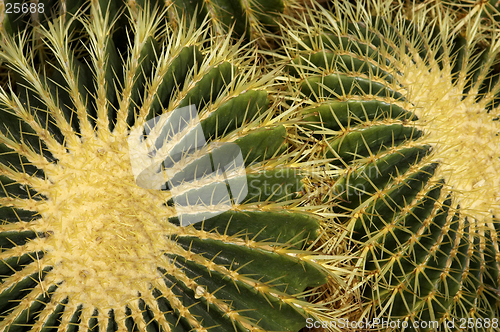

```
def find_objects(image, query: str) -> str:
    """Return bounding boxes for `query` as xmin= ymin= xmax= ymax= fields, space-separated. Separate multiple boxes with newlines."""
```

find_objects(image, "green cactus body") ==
xmin=171 ymin=0 xmax=285 ymax=40
xmin=281 ymin=1 xmax=500 ymax=329
xmin=116 ymin=0 xmax=298 ymax=45
xmin=0 ymin=0 xmax=297 ymax=47
xmin=0 ymin=2 xmax=337 ymax=331
xmin=415 ymin=0 xmax=500 ymax=29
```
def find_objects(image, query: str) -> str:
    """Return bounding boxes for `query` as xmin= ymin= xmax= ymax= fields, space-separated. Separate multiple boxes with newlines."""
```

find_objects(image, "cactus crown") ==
xmin=277 ymin=0 xmax=500 ymax=326
xmin=0 ymin=1 xmax=347 ymax=331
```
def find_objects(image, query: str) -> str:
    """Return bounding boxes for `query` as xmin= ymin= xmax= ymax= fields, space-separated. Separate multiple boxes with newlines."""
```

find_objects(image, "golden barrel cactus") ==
xmin=0 ymin=1 xmax=349 ymax=331
xmin=278 ymin=0 xmax=500 ymax=329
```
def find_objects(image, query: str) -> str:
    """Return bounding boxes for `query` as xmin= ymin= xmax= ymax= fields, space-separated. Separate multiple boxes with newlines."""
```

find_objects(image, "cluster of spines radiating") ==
xmin=0 ymin=1 xmax=348 ymax=332
xmin=274 ymin=0 xmax=500 ymax=327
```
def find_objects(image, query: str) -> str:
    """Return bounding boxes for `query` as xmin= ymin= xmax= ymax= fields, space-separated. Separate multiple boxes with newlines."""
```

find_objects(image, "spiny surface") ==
xmin=279 ymin=0 xmax=500 ymax=328
xmin=36 ymin=137 xmax=174 ymax=307
xmin=0 ymin=2 xmax=337 ymax=331
xmin=403 ymin=59 xmax=500 ymax=226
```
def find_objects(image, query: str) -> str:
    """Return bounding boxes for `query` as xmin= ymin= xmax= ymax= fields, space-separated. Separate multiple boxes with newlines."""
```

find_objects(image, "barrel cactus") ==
xmin=0 ymin=1 xmax=347 ymax=331
xmin=0 ymin=0 xmax=311 ymax=48
xmin=167 ymin=0 xmax=299 ymax=45
xmin=416 ymin=0 xmax=500 ymax=29
xmin=279 ymin=0 xmax=500 ymax=329
xmin=115 ymin=0 xmax=306 ymax=45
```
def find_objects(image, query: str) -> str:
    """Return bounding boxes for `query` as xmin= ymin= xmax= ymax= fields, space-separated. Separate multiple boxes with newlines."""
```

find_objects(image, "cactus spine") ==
xmin=0 ymin=1 xmax=352 ymax=331
xmin=3 ymin=0 xmax=500 ymax=330
xmin=278 ymin=0 xmax=500 ymax=329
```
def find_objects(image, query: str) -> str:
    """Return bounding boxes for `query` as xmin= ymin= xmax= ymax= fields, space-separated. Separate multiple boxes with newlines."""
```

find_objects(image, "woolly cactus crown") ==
xmin=0 ymin=1 xmax=352 ymax=331
xmin=276 ymin=0 xmax=500 ymax=327
xmin=1 ymin=0 xmax=500 ymax=331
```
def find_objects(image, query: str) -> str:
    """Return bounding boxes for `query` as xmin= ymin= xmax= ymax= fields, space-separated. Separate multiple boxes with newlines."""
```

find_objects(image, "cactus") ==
xmin=0 ymin=1 xmax=347 ymax=331
xmin=413 ymin=0 xmax=500 ymax=29
xmin=279 ymin=0 xmax=500 ymax=329
xmin=168 ymin=0 xmax=289 ymax=43
xmin=0 ymin=0 xmax=304 ymax=47
xmin=126 ymin=0 xmax=310 ymax=47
